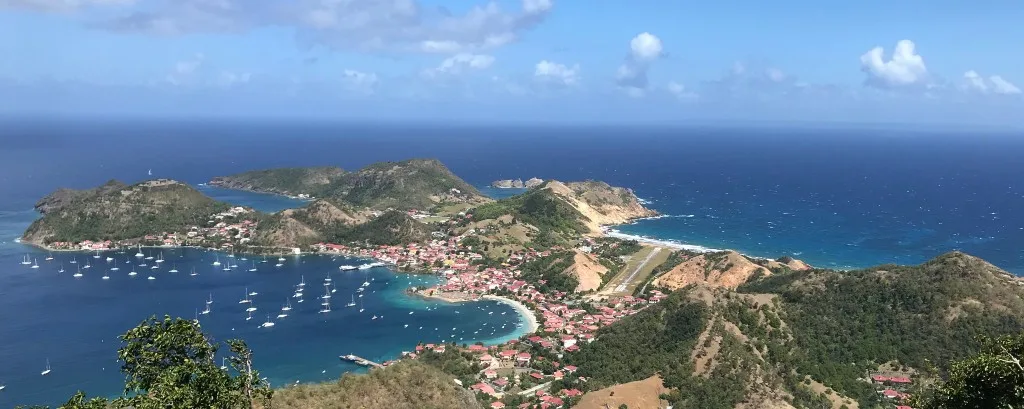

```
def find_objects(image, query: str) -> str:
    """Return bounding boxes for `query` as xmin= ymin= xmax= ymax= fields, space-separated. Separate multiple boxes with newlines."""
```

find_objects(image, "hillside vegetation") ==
xmin=211 ymin=159 xmax=488 ymax=211
xmin=23 ymin=179 xmax=229 ymax=244
xmin=273 ymin=360 xmax=481 ymax=409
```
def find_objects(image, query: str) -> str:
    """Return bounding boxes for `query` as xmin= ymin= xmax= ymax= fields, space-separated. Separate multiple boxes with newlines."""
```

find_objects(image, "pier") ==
xmin=339 ymin=354 xmax=384 ymax=369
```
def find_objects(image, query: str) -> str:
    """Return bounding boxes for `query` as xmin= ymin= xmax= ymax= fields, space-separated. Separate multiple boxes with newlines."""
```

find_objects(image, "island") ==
xmin=19 ymin=159 xmax=1024 ymax=409
xmin=491 ymin=177 xmax=544 ymax=189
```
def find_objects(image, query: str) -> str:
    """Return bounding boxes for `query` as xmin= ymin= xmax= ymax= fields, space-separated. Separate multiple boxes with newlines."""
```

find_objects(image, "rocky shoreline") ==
xmin=490 ymin=178 xmax=544 ymax=189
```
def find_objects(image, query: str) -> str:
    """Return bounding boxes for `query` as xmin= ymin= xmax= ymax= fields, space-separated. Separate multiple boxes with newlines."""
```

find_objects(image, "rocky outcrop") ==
xmin=542 ymin=180 xmax=657 ymax=234
xmin=491 ymin=177 xmax=544 ymax=189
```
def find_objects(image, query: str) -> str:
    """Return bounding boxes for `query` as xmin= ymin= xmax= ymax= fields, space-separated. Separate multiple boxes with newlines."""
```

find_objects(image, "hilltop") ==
xmin=563 ymin=251 xmax=1024 ymax=409
xmin=23 ymin=179 xmax=231 ymax=245
xmin=464 ymin=180 xmax=655 ymax=251
xmin=652 ymin=250 xmax=812 ymax=290
xmin=210 ymin=159 xmax=488 ymax=211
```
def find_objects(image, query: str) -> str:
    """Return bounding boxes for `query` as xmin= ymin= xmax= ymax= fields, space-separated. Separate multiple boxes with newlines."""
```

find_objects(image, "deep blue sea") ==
xmin=2 ymin=119 xmax=1024 ymax=405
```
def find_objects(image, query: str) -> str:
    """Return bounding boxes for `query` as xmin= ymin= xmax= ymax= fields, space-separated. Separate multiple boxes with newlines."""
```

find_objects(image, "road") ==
xmin=519 ymin=381 xmax=552 ymax=396
xmin=613 ymin=247 xmax=662 ymax=293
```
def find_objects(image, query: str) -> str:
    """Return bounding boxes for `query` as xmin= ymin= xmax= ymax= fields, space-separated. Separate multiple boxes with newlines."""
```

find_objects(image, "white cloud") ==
xmin=963 ymin=70 xmax=1021 ymax=95
xmin=629 ymin=32 xmax=663 ymax=61
xmin=616 ymin=32 xmax=664 ymax=95
xmin=0 ymin=0 xmax=134 ymax=12
xmin=860 ymin=40 xmax=928 ymax=88
xmin=219 ymin=71 xmax=251 ymax=87
xmin=667 ymin=81 xmax=697 ymax=100
xmin=423 ymin=53 xmax=495 ymax=77
xmin=533 ymin=60 xmax=580 ymax=86
xmin=766 ymin=68 xmax=786 ymax=83
xmin=342 ymin=69 xmax=378 ymax=94
xmin=102 ymin=0 xmax=555 ymax=54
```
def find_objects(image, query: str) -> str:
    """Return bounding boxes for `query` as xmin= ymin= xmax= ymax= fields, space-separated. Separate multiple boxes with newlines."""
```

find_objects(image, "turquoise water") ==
xmin=0 ymin=188 xmax=530 ymax=407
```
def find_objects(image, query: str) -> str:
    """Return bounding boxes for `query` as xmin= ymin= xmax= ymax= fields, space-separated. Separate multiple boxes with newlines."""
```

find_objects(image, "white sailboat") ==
xmin=246 ymin=304 xmax=257 ymax=313
xmin=110 ymin=264 xmax=120 ymax=271
xmin=278 ymin=256 xmax=286 ymax=262
xmin=69 ymin=257 xmax=77 ymax=264
xmin=346 ymin=294 xmax=356 ymax=307
xmin=212 ymin=255 xmax=221 ymax=266
xmin=239 ymin=289 xmax=251 ymax=304
xmin=83 ymin=260 xmax=91 ymax=269
xmin=245 ymin=310 xmax=254 ymax=321
xmin=282 ymin=299 xmax=292 ymax=312
xmin=249 ymin=290 xmax=258 ymax=296
xmin=102 ymin=271 xmax=110 ymax=280
xmin=339 ymin=265 xmax=357 ymax=271
xmin=298 ymin=275 xmax=306 ymax=288
xmin=45 ymin=252 xmax=54 ymax=261
xmin=73 ymin=265 xmax=83 ymax=278
xmin=41 ymin=359 xmax=51 ymax=376
xmin=207 ymin=293 xmax=214 ymax=305
xmin=248 ymin=262 xmax=257 ymax=272
xmin=155 ymin=252 xmax=164 ymax=263
xmin=201 ymin=304 xmax=211 ymax=315
xmin=359 ymin=297 xmax=365 ymax=313
xmin=106 ymin=255 xmax=114 ymax=262
xmin=147 ymin=274 xmax=155 ymax=280
xmin=31 ymin=258 xmax=39 ymax=269
xmin=220 ymin=358 xmax=228 ymax=370
xmin=58 ymin=262 xmax=65 ymax=273
xmin=190 ymin=267 xmax=197 ymax=277
xmin=20 ymin=254 xmax=30 ymax=265
xmin=93 ymin=250 xmax=101 ymax=259
xmin=169 ymin=264 xmax=178 ymax=273
xmin=135 ymin=245 xmax=144 ymax=258
xmin=129 ymin=265 xmax=137 ymax=277
xmin=261 ymin=314 xmax=275 ymax=328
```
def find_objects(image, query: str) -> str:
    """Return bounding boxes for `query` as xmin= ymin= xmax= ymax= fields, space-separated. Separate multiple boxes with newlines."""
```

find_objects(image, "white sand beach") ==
xmin=482 ymin=295 xmax=539 ymax=334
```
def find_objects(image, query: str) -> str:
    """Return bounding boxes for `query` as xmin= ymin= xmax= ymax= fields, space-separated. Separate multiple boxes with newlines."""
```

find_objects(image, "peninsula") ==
xmin=20 ymin=159 xmax=1024 ymax=409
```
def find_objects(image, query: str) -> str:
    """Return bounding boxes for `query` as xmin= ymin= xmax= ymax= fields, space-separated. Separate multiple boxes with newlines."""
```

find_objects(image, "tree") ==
xmin=913 ymin=333 xmax=1024 ymax=409
xmin=20 ymin=315 xmax=272 ymax=409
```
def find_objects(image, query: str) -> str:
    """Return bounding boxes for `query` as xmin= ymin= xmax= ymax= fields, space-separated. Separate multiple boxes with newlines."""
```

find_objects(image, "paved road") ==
xmin=519 ymin=381 xmax=552 ymax=396
xmin=613 ymin=248 xmax=662 ymax=293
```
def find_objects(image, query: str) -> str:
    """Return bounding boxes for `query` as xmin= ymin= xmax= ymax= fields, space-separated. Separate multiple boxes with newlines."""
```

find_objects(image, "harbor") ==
xmin=339 ymin=354 xmax=384 ymax=369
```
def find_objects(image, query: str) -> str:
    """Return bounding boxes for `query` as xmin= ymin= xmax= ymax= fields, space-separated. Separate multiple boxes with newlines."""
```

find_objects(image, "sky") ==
xmin=2 ymin=0 xmax=1024 ymax=126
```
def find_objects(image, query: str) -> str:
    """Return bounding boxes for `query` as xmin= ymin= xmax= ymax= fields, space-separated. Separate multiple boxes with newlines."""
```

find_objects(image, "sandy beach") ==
xmin=481 ymin=295 xmax=539 ymax=334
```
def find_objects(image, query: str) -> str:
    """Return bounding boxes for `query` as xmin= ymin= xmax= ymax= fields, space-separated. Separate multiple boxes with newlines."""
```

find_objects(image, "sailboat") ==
xmin=245 ymin=310 xmax=254 ymax=321
xmin=20 ymin=254 xmax=30 ymax=265
xmin=190 ymin=267 xmax=197 ymax=277
xmin=298 ymin=275 xmax=306 ymax=288
xmin=207 ymin=294 xmax=214 ymax=305
xmin=228 ymin=251 xmax=236 ymax=258
xmin=110 ymin=264 xmax=120 ymax=271
xmin=105 ymin=255 xmax=114 ymax=262
xmin=145 ymin=252 xmax=153 ymax=261
xmin=361 ymin=271 xmax=370 ymax=287
xmin=69 ymin=257 xmax=77 ymax=264
xmin=169 ymin=264 xmax=178 ymax=273
xmin=220 ymin=358 xmax=228 ymax=370
xmin=346 ymin=294 xmax=356 ymax=307
xmin=248 ymin=262 xmax=257 ymax=272
xmin=249 ymin=290 xmax=258 ymax=296
xmin=282 ymin=299 xmax=292 ymax=312
xmin=31 ymin=258 xmax=39 ymax=269
xmin=358 ymin=297 xmax=365 ymax=313
xmin=201 ymin=304 xmax=211 ymax=315
xmin=147 ymin=274 xmax=156 ymax=280
xmin=45 ymin=252 xmax=54 ymax=261
xmin=148 ymin=168 xmax=152 ymax=176
xmin=155 ymin=252 xmax=164 ymax=263
xmin=135 ymin=245 xmax=144 ymax=258
xmin=58 ymin=263 xmax=65 ymax=273
xmin=93 ymin=250 xmax=101 ymax=259
xmin=239 ymin=289 xmax=251 ymax=304
xmin=83 ymin=260 xmax=91 ymax=269
xmin=129 ymin=265 xmax=137 ymax=277
xmin=331 ymin=283 xmax=337 ymax=293
xmin=212 ymin=255 xmax=221 ymax=266
xmin=261 ymin=314 xmax=275 ymax=328
xmin=246 ymin=304 xmax=257 ymax=313
xmin=73 ymin=265 xmax=83 ymax=278
xmin=278 ymin=256 xmax=286 ymax=262
xmin=102 ymin=271 xmax=110 ymax=280
xmin=41 ymin=359 xmax=51 ymax=376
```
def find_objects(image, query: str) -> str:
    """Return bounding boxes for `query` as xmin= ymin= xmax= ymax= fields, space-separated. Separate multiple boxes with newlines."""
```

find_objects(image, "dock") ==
xmin=339 ymin=354 xmax=384 ymax=369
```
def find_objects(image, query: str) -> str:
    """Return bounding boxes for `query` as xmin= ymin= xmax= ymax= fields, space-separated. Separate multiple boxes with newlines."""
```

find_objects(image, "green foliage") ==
xmin=22 ymin=315 xmax=271 ymax=409
xmin=211 ymin=166 xmax=344 ymax=197
xmin=913 ymin=333 xmax=1024 ymax=409
xmin=738 ymin=252 xmax=1024 ymax=405
xmin=470 ymin=188 xmax=589 ymax=241
xmin=417 ymin=348 xmax=485 ymax=379
xmin=273 ymin=360 xmax=481 ymax=409
xmin=565 ymin=291 xmax=708 ymax=390
xmin=517 ymin=251 xmax=578 ymax=294
xmin=26 ymin=181 xmax=230 ymax=244
xmin=328 ymin=210 xmax=433 ymax=246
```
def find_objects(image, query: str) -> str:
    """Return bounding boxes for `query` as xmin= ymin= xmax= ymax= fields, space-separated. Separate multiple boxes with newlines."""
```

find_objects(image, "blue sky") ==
xmin=2 ymin=0 xmax=1024 ymax=125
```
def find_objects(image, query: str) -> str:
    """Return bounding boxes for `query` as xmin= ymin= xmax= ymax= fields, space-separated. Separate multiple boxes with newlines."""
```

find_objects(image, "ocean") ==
xmin=2 ymin=119 xmax=1024 ymax=405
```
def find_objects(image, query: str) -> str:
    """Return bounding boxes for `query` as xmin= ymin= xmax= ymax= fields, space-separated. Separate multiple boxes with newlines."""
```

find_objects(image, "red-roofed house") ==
xmin=516 ymin=352 xmax=532 ymax=367
xmin=871 ymin=375 xmax=888 ymax=383
xmin=491 ymin=402 xmax=506 ymax=409
xmin=530 ymin=372 xmax=544 ymax=380
xmin=882 ymin=389 xmax=899 ymax=399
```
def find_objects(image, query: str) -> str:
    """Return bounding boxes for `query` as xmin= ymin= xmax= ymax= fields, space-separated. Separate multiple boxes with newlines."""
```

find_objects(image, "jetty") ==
xmin=339 ymin=354 xmax=384 ymax=369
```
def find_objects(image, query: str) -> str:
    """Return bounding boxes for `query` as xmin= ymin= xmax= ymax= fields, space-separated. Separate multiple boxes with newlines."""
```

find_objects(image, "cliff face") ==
xmin=542 ymin=180 xmax=657 ymax=234
xmin=24 ymin=179 xmax=227 ymax=245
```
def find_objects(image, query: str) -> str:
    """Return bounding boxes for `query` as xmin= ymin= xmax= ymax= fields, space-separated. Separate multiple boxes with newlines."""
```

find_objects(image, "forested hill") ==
xmin=562 ymin=251 xmax=1024 ymax=409
xmin=23 ymin=179 xmax=229 ymax=245
xmin=209 ymin=158 xmax=488 ymax=211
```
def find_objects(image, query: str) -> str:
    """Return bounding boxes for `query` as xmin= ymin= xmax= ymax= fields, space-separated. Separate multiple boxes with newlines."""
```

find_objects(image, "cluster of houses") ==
xmin=870 ymin=374 xmax=914 ymax=408
xmin=315 ymin=232 xmax=670 ymax=408
xmin=43 ymin=207 xmax=259 ymax=251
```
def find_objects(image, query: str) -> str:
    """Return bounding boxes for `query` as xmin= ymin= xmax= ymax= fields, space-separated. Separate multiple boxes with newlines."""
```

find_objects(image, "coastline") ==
xmin=413 ymin=289 xmax=539 ymax=336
